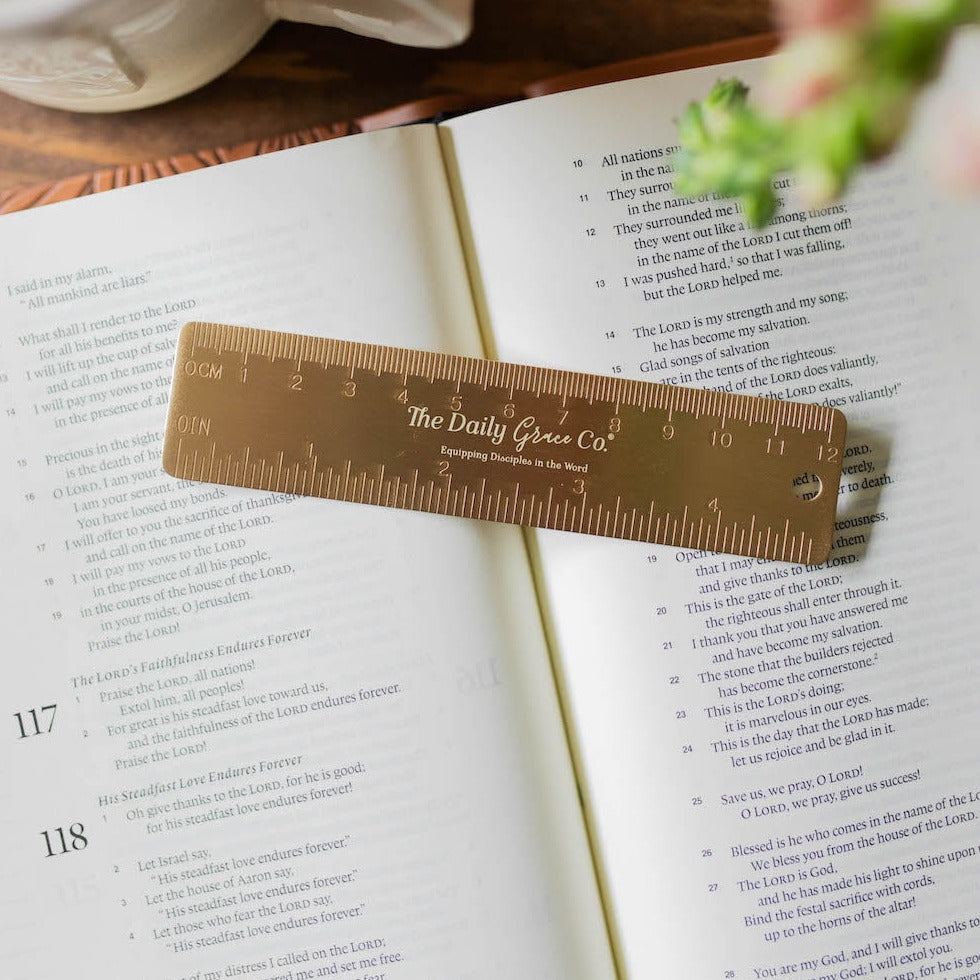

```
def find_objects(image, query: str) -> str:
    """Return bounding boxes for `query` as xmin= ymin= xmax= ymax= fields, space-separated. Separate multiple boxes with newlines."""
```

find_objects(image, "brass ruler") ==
xmin=163 ymin=322 xmax=847 ymax=564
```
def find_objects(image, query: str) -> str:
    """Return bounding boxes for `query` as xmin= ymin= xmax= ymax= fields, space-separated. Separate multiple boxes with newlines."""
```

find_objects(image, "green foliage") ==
xmin=672 ymin=0 xmax=979 ymax=226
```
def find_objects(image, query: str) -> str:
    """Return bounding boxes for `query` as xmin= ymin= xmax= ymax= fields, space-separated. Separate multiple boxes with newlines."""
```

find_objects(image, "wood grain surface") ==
xmin=0 ymin=1 xmax=771 ymax=195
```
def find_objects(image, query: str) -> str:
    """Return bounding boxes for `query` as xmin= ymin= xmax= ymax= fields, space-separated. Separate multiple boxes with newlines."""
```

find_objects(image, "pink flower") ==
xmin=773 ymin=0 xmax=876 ymax=34
xmin=933 ymin=100 xmax=980 ymax=191
xmin=760 ymin=31 xmax=863 ymax=117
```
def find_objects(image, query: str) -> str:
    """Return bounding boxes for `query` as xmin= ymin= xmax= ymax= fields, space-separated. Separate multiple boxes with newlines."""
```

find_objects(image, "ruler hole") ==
xmin=792 ymin=472 xmax=823 ymax=502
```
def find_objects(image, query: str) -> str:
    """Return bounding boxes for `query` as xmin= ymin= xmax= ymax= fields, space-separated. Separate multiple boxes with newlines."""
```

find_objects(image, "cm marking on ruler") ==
xmin=162 ymin=322 xmax=847 ymax=564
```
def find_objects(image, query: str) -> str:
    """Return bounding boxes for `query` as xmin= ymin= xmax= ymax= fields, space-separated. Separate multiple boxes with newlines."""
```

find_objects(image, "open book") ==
xmin=2 ymin=34 xmax=978 ymax=980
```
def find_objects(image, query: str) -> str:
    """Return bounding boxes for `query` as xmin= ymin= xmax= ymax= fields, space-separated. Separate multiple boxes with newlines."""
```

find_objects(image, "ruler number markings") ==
xmin=163 ymin=322 xmax=846 ymax=563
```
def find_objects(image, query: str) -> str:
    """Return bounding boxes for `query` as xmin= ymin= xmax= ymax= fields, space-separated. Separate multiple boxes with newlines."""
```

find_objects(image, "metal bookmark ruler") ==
xmin=163 ymin=322 xmax=847 ymax=564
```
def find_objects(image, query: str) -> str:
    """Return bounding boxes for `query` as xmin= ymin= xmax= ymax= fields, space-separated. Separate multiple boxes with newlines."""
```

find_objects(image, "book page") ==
xmin=443 ymin=34 xmax=980 ymax=979
xmin=0 ymin=126 xmax=615 ymax=980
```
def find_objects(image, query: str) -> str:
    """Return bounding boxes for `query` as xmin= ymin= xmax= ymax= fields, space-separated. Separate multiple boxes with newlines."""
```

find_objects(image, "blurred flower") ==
xmin=774 ymin=0 xmax=875 ymax=34
xmin=760 ymin=31 xmax=863 ymax=117
xmin=672 ymin=0 xmax=979 ymax=225
xmin=933 ymin=99 xmax=980 ymax=190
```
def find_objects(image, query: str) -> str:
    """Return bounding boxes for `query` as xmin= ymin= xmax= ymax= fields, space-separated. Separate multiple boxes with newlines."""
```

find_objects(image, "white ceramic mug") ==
xmin=0 ymin=0 xmax=472 ymax=111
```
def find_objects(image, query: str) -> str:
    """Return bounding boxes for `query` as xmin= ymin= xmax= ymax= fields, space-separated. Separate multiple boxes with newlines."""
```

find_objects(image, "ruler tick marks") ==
xmin=163 ymin=322 xmax=846 ymax=563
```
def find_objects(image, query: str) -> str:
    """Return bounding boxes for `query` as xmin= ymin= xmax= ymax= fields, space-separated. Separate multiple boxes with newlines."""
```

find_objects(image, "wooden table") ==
xmin=0 ymin=1 xmax=770 ymax=195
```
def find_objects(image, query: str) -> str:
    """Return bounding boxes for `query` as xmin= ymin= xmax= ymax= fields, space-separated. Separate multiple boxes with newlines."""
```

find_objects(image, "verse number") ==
xmin=41 ymin=823 xmax=87 ymax=858
xmin=14 ymin=704 xmax=57 ymax=739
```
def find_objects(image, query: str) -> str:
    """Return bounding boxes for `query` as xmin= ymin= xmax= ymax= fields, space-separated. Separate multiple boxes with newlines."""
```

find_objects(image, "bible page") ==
xmin=442 ymin=34 xmax=980 ymax=980
xmin=0 ymin=125 xmax=615 ymax=980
